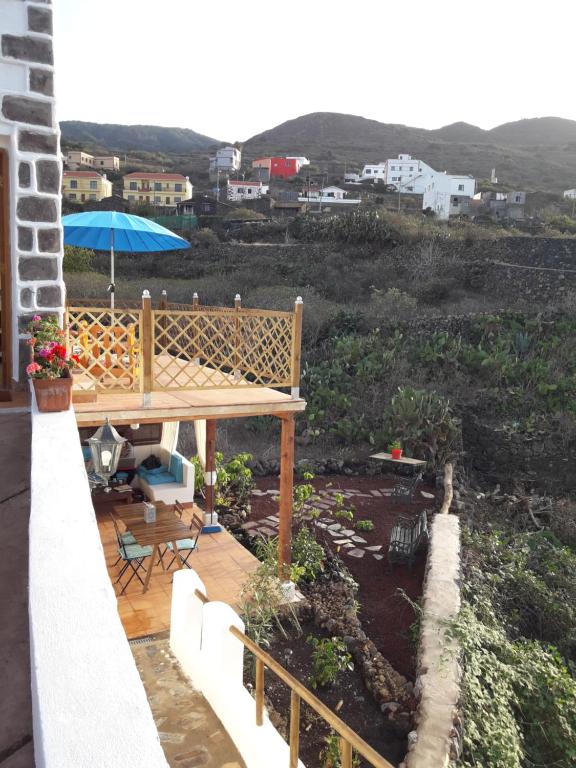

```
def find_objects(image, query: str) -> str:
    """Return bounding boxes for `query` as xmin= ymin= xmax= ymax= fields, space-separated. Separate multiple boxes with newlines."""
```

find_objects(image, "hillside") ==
xmin=60 ymin=120 xmax=221 ymax=154
xmin=244 ymin=113 xmax=576 ymax=191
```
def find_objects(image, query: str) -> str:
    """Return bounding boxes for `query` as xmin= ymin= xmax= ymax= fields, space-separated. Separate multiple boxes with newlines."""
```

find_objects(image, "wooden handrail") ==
xmin=228 ymin=625 xmax=394 ymax=768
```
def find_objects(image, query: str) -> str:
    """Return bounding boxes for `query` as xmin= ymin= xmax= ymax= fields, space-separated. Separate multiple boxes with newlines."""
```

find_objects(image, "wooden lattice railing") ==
xmin=66 ymin=291 xmax=303 ymax=395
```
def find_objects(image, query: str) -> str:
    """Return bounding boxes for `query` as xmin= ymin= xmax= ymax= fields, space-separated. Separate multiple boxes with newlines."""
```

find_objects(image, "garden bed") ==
xmin=247 ymin=474 xmax=434 ymax=678
xmin=247 ymin=619 xmax=407 ymax=768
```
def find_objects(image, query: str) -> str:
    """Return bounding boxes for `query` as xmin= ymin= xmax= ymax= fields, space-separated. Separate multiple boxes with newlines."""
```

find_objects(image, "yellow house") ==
xmin=122 ymin=172 xmax=193 ymax=207
xmin=62 ymin=171 xmax=113 ymax=203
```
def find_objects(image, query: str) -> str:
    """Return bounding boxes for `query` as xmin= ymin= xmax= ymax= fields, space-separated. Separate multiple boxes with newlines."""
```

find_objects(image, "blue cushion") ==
xmin=82 ymin=446 xmax=91 ymax=461
xmin=145 ymin=471 xmax=176 ymax=486
xmin=137 ymin=464 xmax=167 ymax=478
xmin=169 ymin=453 xmax=183 ymax=484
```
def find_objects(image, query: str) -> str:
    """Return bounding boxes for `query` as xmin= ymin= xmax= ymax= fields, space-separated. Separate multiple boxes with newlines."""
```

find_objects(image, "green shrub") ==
xmin=355 ymin=519 xmax=374 ymax=532
xmin=63 ymin=245 xmax=94 ymax=272
xmin=307 ymin=635 xmax=353 ymax=688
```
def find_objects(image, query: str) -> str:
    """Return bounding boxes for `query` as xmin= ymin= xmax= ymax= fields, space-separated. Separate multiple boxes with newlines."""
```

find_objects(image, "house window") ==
xmin=154 ymin=196 xmax=160 ymax=203
xmin=175 ymin=183 xmax=182 ymax=192
xmin=175 ymin=197 xmax=181 ymax=203
xmin=154 ymin=182 xmax=161 ymax=191
xmin=410 ymin=166 xmax=414 ymax=171
xmin=128 ymin=195 xmax=135 ymax=201
xmin=90 ymin=180 xmax=97 ymax=190
xmin=89 ymin=193 xmax=97 ymax=200
xmin=165 ymin=197 xmax=170 ymax=204
xmin=453 ymin=197 xmax=459 ymax=205
xmin=458 ymin=184 xmax=464 ymax=191
xmin=68 ymin=193 xmax=76 ymax=200
xmin=70 ymin=180 xmax=78 ymax=189
xmin=129 ymin=182 xmax=137 ymax=190
xmin=365 ymin=169 xmax=371 ymax=174
xmin=515 ymin=195 xmax=521 ymax=203
xmin=247 ymin=189 xmax=252 ymax=194
xmin=391 ymin=165 xmax=396 ymax=171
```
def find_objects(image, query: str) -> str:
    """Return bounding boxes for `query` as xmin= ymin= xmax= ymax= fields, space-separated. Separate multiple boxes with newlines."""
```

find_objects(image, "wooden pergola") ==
xmin=69 ymin=290 xmax=305 ymax=580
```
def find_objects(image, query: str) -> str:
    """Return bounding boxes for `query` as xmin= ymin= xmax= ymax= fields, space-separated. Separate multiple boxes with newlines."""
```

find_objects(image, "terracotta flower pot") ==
xmin=391 ymin=448 xmax=403 ymax=460
xmin=33 ymin=376 xmax=72 ymax=413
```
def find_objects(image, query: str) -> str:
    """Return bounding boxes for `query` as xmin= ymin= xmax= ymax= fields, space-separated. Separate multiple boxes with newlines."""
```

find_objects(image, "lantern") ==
xmin=87 ymin=417 xmax=126 ymax=491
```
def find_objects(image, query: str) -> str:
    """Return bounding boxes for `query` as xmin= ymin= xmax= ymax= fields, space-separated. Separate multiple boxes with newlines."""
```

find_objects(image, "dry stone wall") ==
xmin=0 ymin=0 xmax=63 ymax=383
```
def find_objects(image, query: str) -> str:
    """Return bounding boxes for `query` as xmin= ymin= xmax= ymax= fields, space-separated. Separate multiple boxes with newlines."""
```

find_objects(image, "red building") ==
xmin=253 ymin=157 xmax=300 ymax=180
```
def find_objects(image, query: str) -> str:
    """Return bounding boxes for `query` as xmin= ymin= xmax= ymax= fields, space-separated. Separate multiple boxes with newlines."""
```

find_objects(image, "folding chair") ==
xmin=160 ymin=500 xmax=202 ymax=570
xmin=111 ymin=514 xmax=152 ymax=594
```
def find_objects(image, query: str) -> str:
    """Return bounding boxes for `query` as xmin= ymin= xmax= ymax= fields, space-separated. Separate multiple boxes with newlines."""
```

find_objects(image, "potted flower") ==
xmin=389 ymin=440 xmax=403 ymax=460
xmin=26 ymin=315 xmax=79 ymax=412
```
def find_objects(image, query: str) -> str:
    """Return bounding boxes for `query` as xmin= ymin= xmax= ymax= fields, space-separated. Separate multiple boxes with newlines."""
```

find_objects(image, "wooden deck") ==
xmin=75 ymin=385 xmax=305 ymax=426
xmin=98 ymin=508 xmax=260 ymax=639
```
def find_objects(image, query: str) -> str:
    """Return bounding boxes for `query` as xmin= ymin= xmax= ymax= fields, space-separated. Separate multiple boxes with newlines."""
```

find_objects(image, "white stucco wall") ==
xmin=29 ymin=397 xmax=169 ymax=768
xmin=171 ymin=569 xmax=306 ymax=768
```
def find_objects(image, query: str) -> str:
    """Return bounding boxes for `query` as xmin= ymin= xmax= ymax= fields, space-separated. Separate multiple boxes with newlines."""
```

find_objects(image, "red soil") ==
xmin=249 ymin=474 xmax=436 ymax=679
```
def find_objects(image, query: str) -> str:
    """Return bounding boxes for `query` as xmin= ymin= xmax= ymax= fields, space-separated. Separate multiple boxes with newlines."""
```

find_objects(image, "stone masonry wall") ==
xmin=0 ymin=0 xmax=63 ymax=384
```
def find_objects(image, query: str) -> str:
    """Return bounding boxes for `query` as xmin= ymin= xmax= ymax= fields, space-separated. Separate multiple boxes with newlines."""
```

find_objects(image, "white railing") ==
xmin=28 ymin=396 xmax=168 ymax=768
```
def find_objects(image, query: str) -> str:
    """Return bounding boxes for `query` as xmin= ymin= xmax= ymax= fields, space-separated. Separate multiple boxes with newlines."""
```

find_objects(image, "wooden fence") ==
xmin=66 ymin=291 xmax=302 ymax=396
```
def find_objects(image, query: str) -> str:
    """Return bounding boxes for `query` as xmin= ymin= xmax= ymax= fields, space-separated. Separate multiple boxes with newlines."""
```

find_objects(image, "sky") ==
xmin=54 ymin=0 xmax=575 ymax=141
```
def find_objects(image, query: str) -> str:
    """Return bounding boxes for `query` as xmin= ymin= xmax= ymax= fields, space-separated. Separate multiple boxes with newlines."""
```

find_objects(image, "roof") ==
xmin=63 ymin=171 xmax=102 ymax=178
xmin=123 ymin=172 xmax=188 ymax=180
xmin=227 ymin=180 xmax=263 ymax=186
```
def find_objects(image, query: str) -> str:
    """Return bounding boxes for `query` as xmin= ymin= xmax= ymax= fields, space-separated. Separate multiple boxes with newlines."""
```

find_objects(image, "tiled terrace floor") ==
xmin=97 ymin=510 xmax=260 ymax=639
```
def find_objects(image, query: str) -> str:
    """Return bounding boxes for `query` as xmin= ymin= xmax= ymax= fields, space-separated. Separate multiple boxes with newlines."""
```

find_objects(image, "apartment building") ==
xmin=122 ymin=173 xmax=193 ymax=207
xmin=66 ymin=150 xmax=120 ymax=171
xmin=62 ymin=171 xmax=113 ymax=202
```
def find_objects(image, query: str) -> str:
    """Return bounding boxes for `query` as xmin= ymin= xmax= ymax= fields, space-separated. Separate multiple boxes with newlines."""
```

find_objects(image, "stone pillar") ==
xmin=0 ymin=0 xmax=64 ymax=385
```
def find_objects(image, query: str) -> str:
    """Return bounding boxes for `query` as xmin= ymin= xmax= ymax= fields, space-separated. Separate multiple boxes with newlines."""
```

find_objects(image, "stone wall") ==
xmin=0 ymin=0 xmax=64 ymax=384
xmin=404 ymin=514 xmax=461 ymax=768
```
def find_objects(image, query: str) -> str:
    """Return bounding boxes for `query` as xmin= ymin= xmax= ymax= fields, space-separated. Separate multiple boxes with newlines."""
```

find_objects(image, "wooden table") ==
xmin=370 ymin=452 xmax=427 ymax=468
xmin=112 ymin=502 xmax=191 ymax=592
xmin=92 ymin=486 xmax=133 ymax=512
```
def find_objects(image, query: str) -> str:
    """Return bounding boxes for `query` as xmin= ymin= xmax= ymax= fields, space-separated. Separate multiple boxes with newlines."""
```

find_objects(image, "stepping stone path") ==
xmin=247 ymin=485 xmax=433 ymax=561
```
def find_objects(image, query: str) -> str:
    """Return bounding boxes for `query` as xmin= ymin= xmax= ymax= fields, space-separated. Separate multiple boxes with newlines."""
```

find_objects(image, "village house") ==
xmin=298 ymin=185 xmax=361 ymax=206
xmin=209 ymin=145 xmax=241 ymax=175
xmin=122 ymin=172 xmax=192 ymax=207
xmin=66 ymin=149 xmax=120 ymax=171
xmin=252 ymin=155 xmax=310 ymax=180
xmin=226 ymin=179 xmax=268 ymax=201
xmin=422 ymin=172 xmax=476 ymax=219
xmin=62 ymin=170 xmax=112 ymax=202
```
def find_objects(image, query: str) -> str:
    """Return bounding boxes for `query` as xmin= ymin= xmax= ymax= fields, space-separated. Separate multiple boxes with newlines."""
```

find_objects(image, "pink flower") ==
xmin=26 ymin=362 xmax=42 ymax=375
xmin=38 ymin=348 xmax=52 ymax=358
xmin=32 ymin=315 xmax=41 ymax=323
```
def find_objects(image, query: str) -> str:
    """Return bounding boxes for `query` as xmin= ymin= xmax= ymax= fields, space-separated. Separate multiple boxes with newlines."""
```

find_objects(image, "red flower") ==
xmin=53 ymin=344 xmax=67 ymax=359
xmin=71 ymin=354 xmax=80 ymax=364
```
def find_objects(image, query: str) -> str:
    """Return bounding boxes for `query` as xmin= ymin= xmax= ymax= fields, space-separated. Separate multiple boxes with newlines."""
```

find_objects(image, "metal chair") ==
xmin=390 ymin=473 xmax=422 ymax=507
xmin=111 ymin=514 xmax=152 ymax=594
xmin=109 ymin=510 xmax=137 ymax=568
xmin=387 ymin=509 xmax=429 ymax=569
xmin=160 ymin=500 xmax=202 ymax=570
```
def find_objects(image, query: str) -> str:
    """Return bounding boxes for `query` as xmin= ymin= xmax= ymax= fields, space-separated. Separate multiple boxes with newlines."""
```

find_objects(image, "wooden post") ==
xmin=192 ymin=292 xmax=199 ymax=363
xmin=141 ymin=289 xmax=153 ymax=405
xmin=440 ymin=461 xmax=454 ymax=515
xmin=278 ymin=413 xmax=295 ymax=581
xmin=204 ymin=419 xmax=217 ymax=528
xmin=234 ymin=293 xmax=241 ymax=380
xmin=255 ymin=658 xmax=264 ymax=726
xmin=159 ymin=289 xmax=168 ymax=351
xmin=291 ymin=297 xmax=303 ymax=399
xmin=192 ymin=292 xmax=199 ymax=310
xmin=289 ymin=690 xmax=301 ymax=768
xmin=160 ymin=289 xmax=167 ymax=310
xmin=340 ymin=738 xmax=353 ymax=768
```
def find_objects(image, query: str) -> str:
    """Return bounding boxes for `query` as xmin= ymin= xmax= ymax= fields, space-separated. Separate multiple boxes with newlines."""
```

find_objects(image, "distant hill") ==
xmin=60 ymin=120 xmax=221 ymax=154
xmin=244 ymin=113 xmax=576 ymax=192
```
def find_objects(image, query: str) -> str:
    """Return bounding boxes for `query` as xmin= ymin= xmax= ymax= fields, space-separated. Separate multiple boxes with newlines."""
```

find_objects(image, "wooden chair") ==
xmin=110 ymin=514 xmax=152 ymax=594
xmin=160 ymin=500 xmax=202 ymax=570
xmin=387 ymin=509 xmax=429 ymax=569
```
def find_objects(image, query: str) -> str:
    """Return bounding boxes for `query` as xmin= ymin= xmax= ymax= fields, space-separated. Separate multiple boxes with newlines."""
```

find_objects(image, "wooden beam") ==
xmin=278 ymin=413 xmax=295 ymax=580
xmin=204 ymin=419 xmax=217 ymax=518
xmin=440 ymin=461 xmax=454 ymax=515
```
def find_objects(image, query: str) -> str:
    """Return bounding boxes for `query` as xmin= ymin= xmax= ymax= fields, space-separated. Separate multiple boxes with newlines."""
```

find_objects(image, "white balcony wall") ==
xmin=29 ymin=398 xmax=168 ymax=768
xmin=171 ymin=569 xmax=306 ymax=768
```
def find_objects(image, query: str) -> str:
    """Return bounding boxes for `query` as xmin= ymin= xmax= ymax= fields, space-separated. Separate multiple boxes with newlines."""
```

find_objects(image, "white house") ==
xmin=286 ymin=156 xmax=310 ymax=172
xmin=563 ymin=189 xmax=576 ymax=199
xmin=298 ymin=186 xmax=360 ymax=205
xmin=359 ymin=162 xmax=387 ymax=182
xmin=423 ymin=173 xmax=476 ymax=219
xmin=210 ymin=146 xmax=241 ymax=174
xmin=227 ymin=180 xmax=268 ymax=201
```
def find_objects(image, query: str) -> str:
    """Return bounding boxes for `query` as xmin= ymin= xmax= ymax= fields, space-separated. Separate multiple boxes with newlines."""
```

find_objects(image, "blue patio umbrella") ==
xmin=62 ymin=211 xmax=190 ymax=308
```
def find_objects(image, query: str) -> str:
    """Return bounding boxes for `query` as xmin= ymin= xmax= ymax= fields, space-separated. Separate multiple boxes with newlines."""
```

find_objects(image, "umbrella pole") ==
xmin=110 ymin=234 xmax=115 ymax=310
